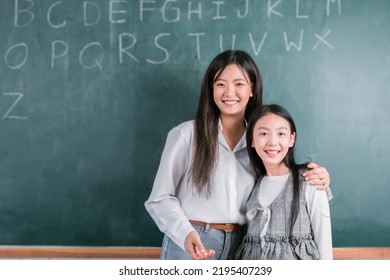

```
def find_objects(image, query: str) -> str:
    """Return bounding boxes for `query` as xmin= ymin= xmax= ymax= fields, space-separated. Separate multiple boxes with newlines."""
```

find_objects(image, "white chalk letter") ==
xmin=188 ymin=33 xmax=204 ymax=60
xmin=188 ymin=1 xmax=202 ymax=20
xmin=51 ymin=40 xmax=69 ymax=68
xmin=283 ymin=30 xmax=304 ymax=51
xmin=219 ymin=34 xmax=236 ymax=51
xmin=249 ymin=32 xmax=268 ymax=56
xmin=5 ymin=43 xmax=28 ymax=70
xmin=237 ymin=0 xmax=249 ymax=18
xmin=162 ymin=0 xmax=180 ymax=22
xmin=296 ymin=0 xmax=309 ymax=19
xmin=110 ymin=0 xmax=127 ymax=24
xmin=79 ymin=42 xmax=104 ymax=69
xmin=140 ymin=0 xmax=156 ymax=22
xmin=47 ymin=1 xmax=66 ymax=28
xmin=2 ymin=92 xmax=27 ymax=120
xmin=146 ymin=33 xmax=170 ymax=64
xmin=268 ymin=0 xmax=284 ymax=18
xmin=327 ymin=0 xmax=342 ymax=15
xmin=118 ymin=33 xmax=139 ymax=63
xmin=313 ymin=30 xmax=334 ymax=50
xmin=212 ymin=1 xmax=226 ymax=20
xmin=84 ymin=1 xmax=101 ymax=26
xmin=14 ymin=0 xmax=34 ymax=27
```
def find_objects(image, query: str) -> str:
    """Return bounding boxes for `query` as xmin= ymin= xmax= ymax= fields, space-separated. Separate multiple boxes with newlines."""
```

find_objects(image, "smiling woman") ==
xmin=212 ymin=64 xmax=253 ymax=150
xmin=144 ymin=50 xmax=263 ymax=260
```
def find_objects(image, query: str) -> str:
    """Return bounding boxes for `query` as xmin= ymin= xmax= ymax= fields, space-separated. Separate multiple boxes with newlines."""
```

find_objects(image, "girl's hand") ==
xmin=185 ymin=231 xmax=215 ymax=260
xmin=303 ymin=162 xmax=330 ymax=190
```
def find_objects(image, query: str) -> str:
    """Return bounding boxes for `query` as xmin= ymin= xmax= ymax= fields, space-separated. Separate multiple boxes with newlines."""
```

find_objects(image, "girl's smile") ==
xmin=251 ymin=112 xmax=296 ymax=175
xmin=264 ymin=149 xmax=281 ymax=157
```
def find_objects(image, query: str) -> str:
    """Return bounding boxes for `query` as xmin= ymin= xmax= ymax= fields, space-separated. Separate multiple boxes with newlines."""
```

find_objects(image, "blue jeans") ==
xmin=160 ymin=224 xmax=245 ymax=260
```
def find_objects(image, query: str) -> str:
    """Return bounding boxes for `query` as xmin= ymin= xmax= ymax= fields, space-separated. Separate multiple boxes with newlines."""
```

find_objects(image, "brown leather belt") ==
xmin=189 ymin=220 xmax=241 ymax=233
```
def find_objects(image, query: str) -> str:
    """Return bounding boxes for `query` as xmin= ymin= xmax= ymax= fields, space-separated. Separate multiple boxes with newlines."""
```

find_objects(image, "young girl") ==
xmin=235 ymin=104 xmax=333 ymax=260
xmin=145 ymin=50 xmax=331 ymax=260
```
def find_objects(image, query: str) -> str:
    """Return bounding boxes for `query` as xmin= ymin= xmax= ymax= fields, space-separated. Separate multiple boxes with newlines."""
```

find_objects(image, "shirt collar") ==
xmin=217 ymin=118 xmax=248 ymax=152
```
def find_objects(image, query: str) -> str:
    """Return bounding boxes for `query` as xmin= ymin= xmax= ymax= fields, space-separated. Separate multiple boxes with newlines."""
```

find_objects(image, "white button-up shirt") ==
xmin=145 ymin=120 xmax=255 ymax=251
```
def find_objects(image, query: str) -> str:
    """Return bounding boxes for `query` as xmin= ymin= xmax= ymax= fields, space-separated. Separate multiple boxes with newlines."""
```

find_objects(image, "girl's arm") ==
xmin=305 ymin=182 xmax=333 ymax=260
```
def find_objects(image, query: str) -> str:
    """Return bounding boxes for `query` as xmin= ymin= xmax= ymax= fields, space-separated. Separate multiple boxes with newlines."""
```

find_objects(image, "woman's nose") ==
xmin=225 ymin=84 xmax=235 ymax=96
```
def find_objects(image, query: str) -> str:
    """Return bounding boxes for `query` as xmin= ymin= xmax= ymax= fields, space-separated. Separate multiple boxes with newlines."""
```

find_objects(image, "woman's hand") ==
xmin=185 ymin=231 xmax=215 ymax=260
xmin=303 ymin=162 xmax=330 ymax=190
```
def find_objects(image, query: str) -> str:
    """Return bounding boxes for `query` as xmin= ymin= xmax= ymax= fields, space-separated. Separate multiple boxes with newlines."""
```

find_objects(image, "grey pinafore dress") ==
xmin=235 ymin=173 xmax=320 ymax=260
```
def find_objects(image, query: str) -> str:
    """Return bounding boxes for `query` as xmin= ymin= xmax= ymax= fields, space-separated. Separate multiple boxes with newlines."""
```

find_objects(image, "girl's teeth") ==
xmin=224 ymin=101 xmax=238 ymax=104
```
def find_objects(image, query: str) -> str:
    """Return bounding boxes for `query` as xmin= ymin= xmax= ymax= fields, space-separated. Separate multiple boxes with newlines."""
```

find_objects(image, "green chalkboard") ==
xmin=0 ymin=0 xmax=389 ymax=247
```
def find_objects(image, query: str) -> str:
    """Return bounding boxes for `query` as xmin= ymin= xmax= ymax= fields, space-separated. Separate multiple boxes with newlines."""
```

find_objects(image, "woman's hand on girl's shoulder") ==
xmin=303 ymin=162 xmax=330 ymax=190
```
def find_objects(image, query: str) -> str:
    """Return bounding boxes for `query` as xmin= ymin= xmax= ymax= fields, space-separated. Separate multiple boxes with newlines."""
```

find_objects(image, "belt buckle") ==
xmin=223 ymin=224 xmax=234 ymax=233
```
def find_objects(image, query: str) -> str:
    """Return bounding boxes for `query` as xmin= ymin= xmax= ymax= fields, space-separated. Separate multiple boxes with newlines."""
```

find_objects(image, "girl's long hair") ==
xmin=246 ymin=104 xmax=307 ymax=235
xmin=190 ymin=50 xmax=263 ymax=196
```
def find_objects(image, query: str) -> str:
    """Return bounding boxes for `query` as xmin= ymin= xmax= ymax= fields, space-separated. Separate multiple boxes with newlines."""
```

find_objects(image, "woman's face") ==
xmin=213 ymin=64 xmax=252 ymax=120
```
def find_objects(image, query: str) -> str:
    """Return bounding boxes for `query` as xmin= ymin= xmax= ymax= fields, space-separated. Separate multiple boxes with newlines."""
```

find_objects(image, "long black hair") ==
xmin=190 ymin=50 xmax=263 ymax=196
xmin=246 ymin=104 xmax=308 ymax=235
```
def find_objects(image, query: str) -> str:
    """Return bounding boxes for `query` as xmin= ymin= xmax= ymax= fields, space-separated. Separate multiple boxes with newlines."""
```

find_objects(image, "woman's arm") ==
xmin=144 ymin=124 xmax=194 ymax=252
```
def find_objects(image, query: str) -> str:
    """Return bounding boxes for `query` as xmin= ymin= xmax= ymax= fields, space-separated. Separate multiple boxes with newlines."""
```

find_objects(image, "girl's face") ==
xmin=213 ymin=64 xmax=253 ymax=119
xmin=251 ymin=113 xmax=296 ymax=175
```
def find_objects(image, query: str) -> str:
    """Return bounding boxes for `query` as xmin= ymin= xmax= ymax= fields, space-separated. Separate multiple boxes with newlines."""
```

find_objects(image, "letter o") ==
xmin=5 ymin=43 xmax=28 ymax=70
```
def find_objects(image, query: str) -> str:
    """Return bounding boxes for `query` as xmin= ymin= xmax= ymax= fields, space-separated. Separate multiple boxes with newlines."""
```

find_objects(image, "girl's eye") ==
xmin=215 ymin=83 xmax=225 ymax=87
